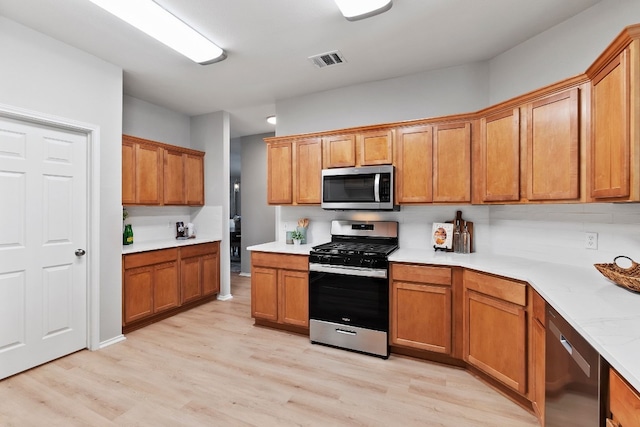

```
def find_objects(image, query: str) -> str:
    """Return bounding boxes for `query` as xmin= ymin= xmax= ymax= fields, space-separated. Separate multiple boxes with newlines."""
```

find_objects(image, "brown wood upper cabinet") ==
xmin=475 ymin=87 xmax=580 ymax=204
xmin=395 ymin=122 xmax=471 ymax=204
xmin=266 ymin=138 xmax=322 ymax=205
xmin=589 ymin=40 xmax=639 ymax=201
xmin=395 ymin=125 xmax=433 ymax=203
xmin=433 ymin=122 xmax=472 ymax=203
xmin=122 ymin=136 xmax=164 ymax=205
xmin=323 ymin=130 xmax=393 ymax=168
xmin=122 ymin=135 xmax=205 ymax=206
xmin=526 ymin=88 xmax=580 ymax=201
xmin=477 ymin=108 xmax=521 ymax=202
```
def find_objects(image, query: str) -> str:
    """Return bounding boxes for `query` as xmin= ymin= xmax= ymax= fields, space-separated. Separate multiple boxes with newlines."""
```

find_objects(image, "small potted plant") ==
xmin=291 ymin=230 xmax=304 ymax=246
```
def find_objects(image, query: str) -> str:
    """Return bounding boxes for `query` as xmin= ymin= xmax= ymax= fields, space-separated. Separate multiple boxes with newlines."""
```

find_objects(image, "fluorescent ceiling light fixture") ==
xmin=334 ymin=0 xmax=393 ymax=21
xmin=266 ymin=116 xmax=277 ymax=125
xmin=88 ymin=0 xmax=226 ymax=64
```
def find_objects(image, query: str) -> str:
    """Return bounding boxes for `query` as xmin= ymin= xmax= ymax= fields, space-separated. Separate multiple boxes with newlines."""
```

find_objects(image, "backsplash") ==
xmin=123 ymin=205 xmax=222 ymax=243
xmin=279 ymin=203 xmax=640 ymax=267
xmin=489 ymin=204 xmax=640 ymax=267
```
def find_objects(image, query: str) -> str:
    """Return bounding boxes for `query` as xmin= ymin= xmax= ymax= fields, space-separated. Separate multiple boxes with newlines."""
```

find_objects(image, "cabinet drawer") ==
xmin=464 ymin=270 xmax=526 ymax=306
xmin=251 ymin=252 xmax=308 ymax=271
xmin=180 ymin=242 xmax=219 ymax=258
xmin=610 ymin=368 xmax=640 ymax=426
xmin=391 ymin=263 xmax=451 ymax=286
xmin=124 ymin=248 xmax=178 ymax=269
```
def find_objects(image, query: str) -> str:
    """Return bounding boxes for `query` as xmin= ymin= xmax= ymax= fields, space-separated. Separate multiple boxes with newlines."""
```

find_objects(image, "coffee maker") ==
xmin=176 ymin=221 xmax=187 ymax=239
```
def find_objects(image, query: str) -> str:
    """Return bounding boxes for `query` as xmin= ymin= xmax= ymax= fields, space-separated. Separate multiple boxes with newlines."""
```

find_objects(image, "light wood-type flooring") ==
xmin=1 ymin=273 xmax=539 ymax=426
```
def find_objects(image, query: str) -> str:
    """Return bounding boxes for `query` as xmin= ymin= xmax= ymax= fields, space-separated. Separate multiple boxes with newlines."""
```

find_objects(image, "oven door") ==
xmin=309 ymin=265 xmax=389 ymax=332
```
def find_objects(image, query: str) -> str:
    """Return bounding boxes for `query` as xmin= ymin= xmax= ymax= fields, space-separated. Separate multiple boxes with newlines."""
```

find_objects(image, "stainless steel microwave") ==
xmin=321 ymin=165 xmax=398 ymax=211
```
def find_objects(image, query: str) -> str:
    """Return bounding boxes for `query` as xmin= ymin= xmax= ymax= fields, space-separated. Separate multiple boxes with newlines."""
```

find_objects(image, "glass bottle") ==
xmin=123 ymin=224 xmax=134 ymax=245
xmin=461 ymin=222 xmax=470 ymax=254
xmin=453 ymin=221 xmax=461 ymax=253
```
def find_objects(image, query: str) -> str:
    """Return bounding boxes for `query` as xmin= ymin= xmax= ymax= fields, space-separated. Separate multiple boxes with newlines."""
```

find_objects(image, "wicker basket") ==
xmin=594 ymin=256 xmax=640 ymax=293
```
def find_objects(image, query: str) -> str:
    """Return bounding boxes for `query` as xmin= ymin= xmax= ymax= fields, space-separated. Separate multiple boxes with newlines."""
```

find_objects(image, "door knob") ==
xmin=75 ymin=249 xmax=86 ymax=257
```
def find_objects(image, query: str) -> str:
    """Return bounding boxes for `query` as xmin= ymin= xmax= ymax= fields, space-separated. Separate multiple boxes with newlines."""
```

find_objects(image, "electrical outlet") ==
xmin=585 ymin=232 xmax=598 ymax=250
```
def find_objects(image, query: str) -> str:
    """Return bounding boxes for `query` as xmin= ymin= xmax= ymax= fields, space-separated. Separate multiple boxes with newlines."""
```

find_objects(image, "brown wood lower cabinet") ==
xmin=608 ymin=367 xmax=640 ymax=427
xmin=122 ymin=242 xmax=220 ymax=332
xmin=251 ymin=251 xmax=309 ymax=332
xmin=390 ymin=263 xmax=452 ymax=354
xmin=531 ymin=288 xmax=546 ymax=424
xmin=463 ymin=269 xmax=528 ymax=395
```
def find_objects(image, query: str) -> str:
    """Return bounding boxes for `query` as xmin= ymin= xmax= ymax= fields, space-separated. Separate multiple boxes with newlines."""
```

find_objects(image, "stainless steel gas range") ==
xmin=308 ymin=220 xmax=398 ymax=358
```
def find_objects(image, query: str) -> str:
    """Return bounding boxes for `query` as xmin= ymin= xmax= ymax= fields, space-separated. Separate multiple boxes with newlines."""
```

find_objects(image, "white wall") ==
xmin=191 ymin=111 xmax=232 ymax=299
xmin=0 ymin=17 xmax=123 ymax=344
xmin=488 ymin=0 xmax=640 ymax=104
xmin=123 ymin=95 xmax=191 ymax=147
xmin=276 ymin=61 xmax=489 ymax=136
xmin=240 ymin=133 xmax=276 ymax=274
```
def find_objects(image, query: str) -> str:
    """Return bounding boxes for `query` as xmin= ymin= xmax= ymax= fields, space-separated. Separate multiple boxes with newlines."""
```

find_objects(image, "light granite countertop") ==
xmin=122 ymin=235 xmax=221 ymax=255
xmin=248 ymin=242 xmax=640 ymax=392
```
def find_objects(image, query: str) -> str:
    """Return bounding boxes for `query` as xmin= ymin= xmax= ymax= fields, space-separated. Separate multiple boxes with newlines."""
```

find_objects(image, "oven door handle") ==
xmin=374 ymin=173 xmax=381 ymax=202
xmin=309 ymin=263 xmax=387 ymax=279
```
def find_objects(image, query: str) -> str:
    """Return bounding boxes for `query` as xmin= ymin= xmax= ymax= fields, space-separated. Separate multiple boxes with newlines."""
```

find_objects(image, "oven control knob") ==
xmin=343 ymin=257 xmax=351 ymax=265
xmin=361 ymin=258 xmax=373 ymax=267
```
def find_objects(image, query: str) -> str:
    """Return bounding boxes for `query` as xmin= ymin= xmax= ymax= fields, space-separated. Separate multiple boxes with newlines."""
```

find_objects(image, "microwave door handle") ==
xmin=374 ymin=173 xmax=381 ymax=202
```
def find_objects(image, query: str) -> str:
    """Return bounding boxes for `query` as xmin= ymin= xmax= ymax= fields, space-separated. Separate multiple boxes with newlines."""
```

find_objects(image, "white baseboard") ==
xmin=98 ymin=334 xmax=126 ymax=350
xmin=217 ymin=293 xmax=233 ymax=301
xmin=239 ymin=272 xmax=251 ymax=277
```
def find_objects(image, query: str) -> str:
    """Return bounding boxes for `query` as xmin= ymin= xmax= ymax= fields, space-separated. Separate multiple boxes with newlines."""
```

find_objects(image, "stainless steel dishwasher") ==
xmin=545 ymin=304 xmax=606 ymax=426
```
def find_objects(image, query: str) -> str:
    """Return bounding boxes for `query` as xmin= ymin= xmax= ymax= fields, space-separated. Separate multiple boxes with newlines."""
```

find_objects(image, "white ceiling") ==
xmin=0 ymin=0 xmax=601 ymax=138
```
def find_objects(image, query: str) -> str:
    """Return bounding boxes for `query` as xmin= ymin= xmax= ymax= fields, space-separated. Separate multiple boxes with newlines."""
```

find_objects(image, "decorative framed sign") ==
xmin=432 ymin=222 xmax=453 ymax=251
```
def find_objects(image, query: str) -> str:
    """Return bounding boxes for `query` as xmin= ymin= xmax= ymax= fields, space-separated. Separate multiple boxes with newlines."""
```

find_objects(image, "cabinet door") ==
xmin=122 ymin=139 xmax=136 ymax=205
xmin=267 ymin=142 xmax=293 ymax=204
xmin=527 ymin=88 xmax=579 ymax=201
xmin=433 ymin=122 xmax=471 ymax=202
xmin=202 ymin=252 xmax=220 ymax=296
xmin=358 ymin=129 xmax=393 ymax=166
xmin=181 ymin=256 xmax=202 ymax=304
xmin=395 ymin=125 xmax=433 ymax=203
xmin=479 ymin=109 xmax=520 ymax=202
xmin=591 ymin=48 xmax=630 ymax=199
xmin=323 ymin=134 xmax=356 ymax=168
xmin=185 ymin=153 xmax=204 ymax=205
xmin=392 ymin=281 xmax=451 ymax=354
xmin=465 ymin=290 xmax=527 ymax=394
xmin=279 ymin=269 xmax=309 ymax=327
xmin=251 ymin=266 xmax=279 ymax=321
xmin=153 ymin=261 xmax=179 ymax=313
xmin=295 ymin=138 xmax=322 ymax=204
xmin=123 ymin=266 xmax=154 ymax=324
xmin=609 ymin=368 xmax=640 ymax=427
xmin=163 ymin=149 xmax=185 ymax=205
xmin=136 ymin=142 xmax=164 ymax=205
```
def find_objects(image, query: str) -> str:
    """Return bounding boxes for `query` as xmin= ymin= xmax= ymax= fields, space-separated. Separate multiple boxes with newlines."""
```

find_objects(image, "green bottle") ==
xmin=123 ymin=224 xmax=134 ymax=245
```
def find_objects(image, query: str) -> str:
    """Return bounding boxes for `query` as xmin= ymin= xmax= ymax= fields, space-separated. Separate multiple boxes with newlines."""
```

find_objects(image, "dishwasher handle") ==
xmin=548 ymin=319 xmax=591 ymax=378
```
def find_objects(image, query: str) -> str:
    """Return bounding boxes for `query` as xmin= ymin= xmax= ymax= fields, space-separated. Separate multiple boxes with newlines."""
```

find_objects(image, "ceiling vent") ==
xmin=308 ymin=50 xmax=347 ymax=69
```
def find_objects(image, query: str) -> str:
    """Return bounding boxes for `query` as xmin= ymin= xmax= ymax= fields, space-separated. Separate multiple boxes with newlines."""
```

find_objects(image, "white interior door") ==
xmin=0 ymin=116 xmax=87 ymax=380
